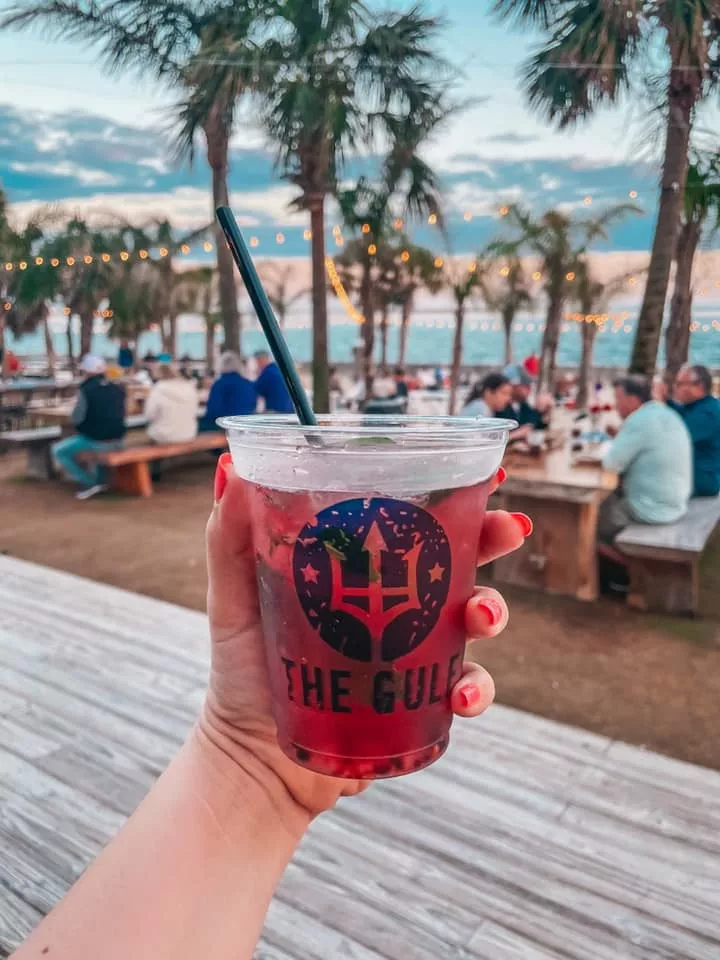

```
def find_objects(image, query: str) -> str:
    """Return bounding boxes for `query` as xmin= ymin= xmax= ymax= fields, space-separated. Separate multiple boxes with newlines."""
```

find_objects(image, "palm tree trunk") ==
xmin=361 ymin=260 xmax=375 ymax=400
xmin=204 ymin=286 xmax=215 ymax=375
xmin=0 ymin=315 xmax=8 ymax=380
xmin=577 ymin=322 xmax=598 ymax=410
xmin=309 ymin=200 xmax=329 ymax=413
xmin=448 ymin=300 xmax=465 ymax=416
xmin=665 ymin=218 xmax=699 ymax=390
xmin=398 ymin=296 xmax=412 ymax=366
xmin=538 ymin=290 xmax=563 ymax=395
xmin=629 ymin=78 xmax=696 ymax=376
xmin=380 ymin=306 xmax=389 ymax=373
xmin=79 ymin=309 xmax=93 ymax=357
xmin=502 ymin=308 xmax=514 ymax=364
xmin=65 ymin=314 xmax=75 ymax=372
xmin=207 ymin=128 xmax=241 ymax=356
xmin=162 ymin=312 xmax=177 ymax=357
xmin=42 ymin=310 xmax=56 ymax=378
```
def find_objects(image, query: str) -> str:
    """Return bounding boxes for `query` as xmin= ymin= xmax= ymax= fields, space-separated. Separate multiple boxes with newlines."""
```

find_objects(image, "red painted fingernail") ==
xmin=458 ymin=685 xmax=482 ymax=709
xmin=214 ymin=452 xmax=232 ymax=503
xmin=475 ymin=597 xmax=504 ymax=627
xmin=510 ymin=512 xmax=533 ymax=537
xmin=496 ymin=466 xmax=507 ymax=484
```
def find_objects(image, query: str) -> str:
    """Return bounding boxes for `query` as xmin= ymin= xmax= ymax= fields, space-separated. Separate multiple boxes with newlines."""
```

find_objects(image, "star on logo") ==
xmin=428 ymin=562 xmax=445 ymax=583
xmin=300 ymin=563 xmax=319 ymax=584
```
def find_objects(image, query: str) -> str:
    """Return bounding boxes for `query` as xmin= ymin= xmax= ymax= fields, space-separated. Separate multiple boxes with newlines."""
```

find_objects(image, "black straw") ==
xmin=215 ymin=205 xmax=317 ymax=427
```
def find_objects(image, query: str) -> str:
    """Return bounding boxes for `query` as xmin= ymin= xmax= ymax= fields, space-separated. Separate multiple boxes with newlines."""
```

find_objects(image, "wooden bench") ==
xmin=0 ymin=426 xmax=61 ymax=479
xmin=85 ymin=431 xmax=227 ymax=497
xmin=615 ymin=496 xmax=720 ymax=615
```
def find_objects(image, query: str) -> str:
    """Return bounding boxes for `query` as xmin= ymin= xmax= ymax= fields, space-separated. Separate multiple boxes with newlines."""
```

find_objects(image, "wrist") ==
xmin=197 ymin=701 xmax=348 ymax=818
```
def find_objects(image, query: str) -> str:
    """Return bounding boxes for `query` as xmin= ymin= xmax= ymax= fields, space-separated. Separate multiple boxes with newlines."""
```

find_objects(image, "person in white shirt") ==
xmin=145 ymin=365 xmax=199 ymax=445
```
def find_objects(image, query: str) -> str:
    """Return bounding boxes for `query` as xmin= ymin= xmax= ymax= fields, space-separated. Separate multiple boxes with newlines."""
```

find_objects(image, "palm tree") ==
xmin=491 ymin=203 xmax=638 ymax=394
xmin=174 ymin=265 xmax=217 ymax=371
xmin=572 ymin=260 xmax=636 ymax=409
xmin=483 ymin=256 xmax=533 ymax=364
xmin=260 ymin=1 xmax=451 ymax=411
xmin=1 ymin=0 xmax=256 ymax=354
xmin=445 ymin=260 xmax=486 ymax=415
xmin=256 ymin=262 xmax=308 ymax=329
xmin=493 ymin=0 xmax=719 ymax=377
xmin=665 ymin=153 xmax=720 ymax=387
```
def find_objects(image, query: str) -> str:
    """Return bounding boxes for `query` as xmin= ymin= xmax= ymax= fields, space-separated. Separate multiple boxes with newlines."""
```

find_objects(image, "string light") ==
xmin=303 ymin=229 xmax=312 ymax=240
xmin=335 ymin=236 xmax=344 ymax=247
xmin=139 ymin=249 xmax=149 ymax=259
xmin=179 ymin=243 xmax=190 ymax=254
xmin=249 ymin=237 xmax=259 ymax=248
xmin=325 ymin=256 xmax=364 ymax=325
xmin=66 ymin=257 xmax=75 ymax=266
xmin=629 ymin=190 xmax=638 ymax=199
xmin=159 ymin=247 xmax=169 ymax=257
xmin=468 ymin=261 xmax=477 ymax=273
xmin=63 ymin=306 xmax=71 ymax=316
xmin=203 ymin=241 xmax=213 ymax=252
xmin=120 ymin=251 xmax=129 ymax=261
xmin=50 ymin=258 xmax=59 ymax=267
xmin=400 ymin=250 xmax=410 ymax=262
xmin=500 ymin=266 xmax=510 ymax=277
xmin=565 ymin=271 xmax=576 ymax=281
xmin=101 ymin=253 xmax=111 ymax=263
xmin=368 ymin=243 xmax=377 ymax=255
xmin=428 ymin=214 xmax=438 ymax=225
xmin=463 ymin=212 xmax=472 ymax=221
xmin=83 ymin=255 xmax=93 ymax=264
xmin=276 ymin=232 xmax=285 ymax=244
xmin=584 ymin=196 xmax=592 ymax=205
xmin=4 ymin=263 xmax=12 ymax=271
xmin=393 ymin=218 xmax=403 ymax=229
xmin=532 ymin=271 xmax=542 ymax=280
xmin=19 ymin=261 xmax=27 ymax=270
xmin=434 ymin=256 xmax=444 ymax=268
xmin=499 ymin=205 xmax=509 ymax=216
xmin=361 ymin=223 xmax=370 ymax=234
xmin=332 ymin=226 xmax=341 ymax=236
xmin=35 ymin=256 xmax=43 ymax=266
xmin=3 ymin=302 xmax=10 ymax=311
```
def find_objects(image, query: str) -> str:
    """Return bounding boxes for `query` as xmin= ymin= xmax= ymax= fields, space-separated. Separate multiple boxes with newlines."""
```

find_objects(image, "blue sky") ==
xmin=0 ymin=0 xmax=670 ymax=254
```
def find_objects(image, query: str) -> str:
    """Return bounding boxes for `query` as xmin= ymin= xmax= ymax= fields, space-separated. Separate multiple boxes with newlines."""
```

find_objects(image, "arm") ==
xmin=681 ymin=406 xmax=717 ymax=445
xmin=12 ymin=463 xmax=528 ymax=960
xmin=602 ymin=420 xmax=642 ymax=473
xmin=70 ymin=391 xmax=87 ymax=427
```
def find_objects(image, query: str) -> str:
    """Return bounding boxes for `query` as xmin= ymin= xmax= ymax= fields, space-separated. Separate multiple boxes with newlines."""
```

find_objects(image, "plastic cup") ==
xmin=219 ymin=414 xmax=514 ymax=779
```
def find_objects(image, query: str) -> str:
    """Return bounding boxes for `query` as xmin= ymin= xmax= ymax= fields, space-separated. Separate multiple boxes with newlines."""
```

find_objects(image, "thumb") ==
xmin=206 ymin=454 xmax=259 ymax=639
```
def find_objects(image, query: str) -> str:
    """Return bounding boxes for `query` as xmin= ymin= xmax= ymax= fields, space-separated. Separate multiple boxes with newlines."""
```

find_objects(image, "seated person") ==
xmin=52 ymin=354 xmax=126 ymax=500
xmin=460 ymin=372 xmax=532 ymax=441
xmin=497 ymin=364 xmax=552 ymax=429
xmin=117 ymin=339 xmax=134 ymax=372
xmin=393 ymin=365 xmax=409 ymax=400
xmin=669 ymin=365 xmax=720 ymax=497
xmin=598 ymin=375 xmax=692 ymax=558
xmin=254 ymin=349 xmax=294 ymax=414
xmin=145 ymin=364 xmax=199 ymax=444
xmin=200 ymin=352 xmax=256 ymax=430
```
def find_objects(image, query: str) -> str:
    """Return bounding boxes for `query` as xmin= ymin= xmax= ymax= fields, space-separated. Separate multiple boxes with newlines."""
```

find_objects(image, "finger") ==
xmin=477 ymin=509 xmax=532 ymax=566
xmin=451 ymin=661 xmax=495 ymax=717
xmin=487 ymin=466 xmax=507 ymax=496
xmin=465 ymin=586 xmax=509 ymax=639
xmin=206 ymin=454 xmax=259 ymax=636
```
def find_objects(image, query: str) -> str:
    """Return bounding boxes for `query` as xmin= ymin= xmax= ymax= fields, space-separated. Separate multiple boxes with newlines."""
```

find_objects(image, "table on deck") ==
xmin=493 ymin=442 xmax=616 ymax=601
xmin=1 ymin=556 xmax=719 ymax=960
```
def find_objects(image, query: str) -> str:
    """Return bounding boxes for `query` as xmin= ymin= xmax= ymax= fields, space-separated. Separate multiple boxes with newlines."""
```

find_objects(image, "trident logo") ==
xmin=325 ymin=522 xmax=422 ymax=654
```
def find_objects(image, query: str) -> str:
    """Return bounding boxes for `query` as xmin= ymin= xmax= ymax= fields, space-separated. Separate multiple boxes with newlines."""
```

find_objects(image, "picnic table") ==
xmin=0 ymin=378 xmax=80 ymax=403
xmin=1 ymin=555 xmax=719 ymax=959
xmin=493 ymin=441 xmax=616 ymax=601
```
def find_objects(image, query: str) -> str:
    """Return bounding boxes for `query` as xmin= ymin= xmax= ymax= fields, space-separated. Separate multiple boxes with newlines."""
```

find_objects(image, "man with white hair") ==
xmin=52 ymin=354 xmax=126 ymax=500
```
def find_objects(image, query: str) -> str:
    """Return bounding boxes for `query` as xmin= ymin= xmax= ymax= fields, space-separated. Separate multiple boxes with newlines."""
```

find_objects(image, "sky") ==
xmin=0 ymin=0 xmax=690 ymax=256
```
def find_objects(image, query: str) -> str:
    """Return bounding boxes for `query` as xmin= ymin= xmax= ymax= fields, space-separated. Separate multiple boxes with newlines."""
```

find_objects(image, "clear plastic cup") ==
xmin=219 ymin=414 xmax=514 ymax=779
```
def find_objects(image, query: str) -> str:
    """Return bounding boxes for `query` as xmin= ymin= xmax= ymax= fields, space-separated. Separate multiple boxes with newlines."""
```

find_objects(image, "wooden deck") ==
xmin=1 ymin=555 xmax=719 ymax=959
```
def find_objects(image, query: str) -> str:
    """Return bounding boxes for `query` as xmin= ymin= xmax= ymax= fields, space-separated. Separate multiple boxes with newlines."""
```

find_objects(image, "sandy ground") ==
xmin=2 ymin=449 xmax=719 ymax=770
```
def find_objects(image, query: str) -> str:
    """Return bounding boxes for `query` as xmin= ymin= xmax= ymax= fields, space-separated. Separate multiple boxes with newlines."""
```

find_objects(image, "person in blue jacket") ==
xmin=199 ymin=352 xmax=256 ymax=431
xmin=669 ymin=365 xmax=720 ymax=497
xmin=254 ymin=349 xmax=294 ymax=413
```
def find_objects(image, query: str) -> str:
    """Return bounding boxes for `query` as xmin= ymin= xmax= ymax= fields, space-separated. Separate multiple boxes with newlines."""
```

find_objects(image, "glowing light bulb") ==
xmin=4 ymin=263 xmax=13 ymax=271
xmin=400 ymin=250 xmax=410 ymax=262
xmin=500 ymin=266 xmax=510 ymax=277
xmin=19 ymin=261 xmax=27 ymax=270
xmin=120 ymin=251 xmax=129 ymax=261
xmin=434 ymin=256 xmax=444 ymax=268
xmin=83 ymin=255 xmax=93 ymax=264
xmin=50 ymin=258 xmax=59 ymax=267
xmin=63 ymin=307 xmax=71 ymax=316
xmin=629 ymin=190 xmax=638 ymax=199
xmin=203 ymin=241 xmax=213 ymax=252
xmin=368 ymin=244 xmax=377 ymax=255
xmin=393 ymin=218 xmax=403 ymax=229
xmin=332 ymin=226 xmax=341 ymax=236
xmin=101 ymin=253 xmax=111 ymax=263
xmin=532 ymin=271 xmax=542 ymax=281
xmin=565 ymin=271 xmax=575 ymax=281
xmin=468 ymin=261 xmax=477 ymax=273
xmin=3 ymin=302 xmax=10 ymax=311
xmin=463 ymin=212 xmax=472 ymax=222
xmin=35 ymin=256 xmax=44 ymax=266
xmin=66 ymin=257 xmax=75 ymax=266
xmin=361 ymin=223 xmax=370 ymax=234
xmin=138 ymin=249 xmax=149 ymax=259
xmin=276 ymin=233 xmax=285 ymax=244
xmin=499 ymin=205 xmax=509 ymax=216
xmin=159 ymin=247 xmax=169 ymax=258
xmin=303 ymin=229 xmax=312 ymax=240
xmin=428 ymin=214 xmax=438 ymax=225
xmin=584 ymin=196 xmax=592 ymax=205
xmin=250 ymin=237 xmax=259 ymax=248
xmin=180 ymin=244 xmax=191 ymax=254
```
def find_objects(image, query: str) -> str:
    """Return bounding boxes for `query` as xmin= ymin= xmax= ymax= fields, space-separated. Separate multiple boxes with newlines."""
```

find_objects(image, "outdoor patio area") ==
xmin=1 ymin=555 xmax=719 ymax=959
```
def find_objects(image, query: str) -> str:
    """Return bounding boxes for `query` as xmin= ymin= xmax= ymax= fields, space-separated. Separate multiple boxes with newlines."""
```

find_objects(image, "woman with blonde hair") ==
xmin=145 ymin=364 xmax=199 ymax=444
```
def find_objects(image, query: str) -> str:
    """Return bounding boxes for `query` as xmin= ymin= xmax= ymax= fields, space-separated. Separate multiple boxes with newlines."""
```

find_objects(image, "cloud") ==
xmin=484 ymin=132 xmax=538 ymax=145
xmin=11 ymin=161 xmax=120 ymax=187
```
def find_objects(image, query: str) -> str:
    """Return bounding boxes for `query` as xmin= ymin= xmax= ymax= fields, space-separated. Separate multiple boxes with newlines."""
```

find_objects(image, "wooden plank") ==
xmin=97 ymin=431 xmax=227 ymax=466
xmin=1 ymin=427 xmax=60 ymax=442
xmin=616 ymin=497 xmax=720 ymax=556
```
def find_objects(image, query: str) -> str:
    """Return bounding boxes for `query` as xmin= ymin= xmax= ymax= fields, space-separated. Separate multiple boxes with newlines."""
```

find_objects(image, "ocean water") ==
xmin=8 ymin=301 xmax=720 ymax=368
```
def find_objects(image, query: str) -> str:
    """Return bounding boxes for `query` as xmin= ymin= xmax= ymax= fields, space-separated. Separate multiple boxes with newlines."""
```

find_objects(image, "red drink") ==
xmin=221 ymin=414 xmax=513 ymax=779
